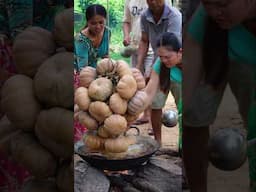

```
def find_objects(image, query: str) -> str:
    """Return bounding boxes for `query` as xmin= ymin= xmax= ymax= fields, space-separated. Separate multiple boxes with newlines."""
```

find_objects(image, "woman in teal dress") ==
xmin=74 ymin=4 xmax=110 ymax=143
xmin=182 ymin=0 xmax=256 ymax=191
xmin=74 ymin=4 xmax=110 ymax=71
xmin=130 ymin=32 xmax=182 ymax=145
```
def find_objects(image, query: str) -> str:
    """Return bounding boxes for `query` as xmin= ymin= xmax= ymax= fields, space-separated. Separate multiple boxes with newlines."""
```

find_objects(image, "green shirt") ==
xmin=74 ymin=28 xmax=110 ymax=71
xmin=187 ymin=5 xmax=256 ymax=66
xmin=152 ymin=57 xmax=182 ymax=83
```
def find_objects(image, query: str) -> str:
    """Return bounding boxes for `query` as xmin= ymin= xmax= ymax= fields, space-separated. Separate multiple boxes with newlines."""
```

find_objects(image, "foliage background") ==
xmin=74 ymin=0 xmax=127 ymax=61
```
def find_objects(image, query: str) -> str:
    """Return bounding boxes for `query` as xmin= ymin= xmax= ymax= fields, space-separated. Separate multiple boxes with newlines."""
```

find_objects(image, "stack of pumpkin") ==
xmin=75 ymin=58 xmax=148 ymax=155
xmin=0 ymin=8 xmax=73 ymax=192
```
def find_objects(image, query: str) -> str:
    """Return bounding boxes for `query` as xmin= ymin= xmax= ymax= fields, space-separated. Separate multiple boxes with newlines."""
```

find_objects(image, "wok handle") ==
xmin=124 ymin=126 xmax=140 ymax=136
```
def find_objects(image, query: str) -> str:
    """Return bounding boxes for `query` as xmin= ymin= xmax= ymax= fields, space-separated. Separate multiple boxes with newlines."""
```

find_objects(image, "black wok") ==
xmin=74 ymin=130 xmax=160 ymax=171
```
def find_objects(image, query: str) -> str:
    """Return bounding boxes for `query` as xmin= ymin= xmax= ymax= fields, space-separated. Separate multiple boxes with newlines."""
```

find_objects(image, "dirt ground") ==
xmin=137 ymin=86 xmax=250 ymax=192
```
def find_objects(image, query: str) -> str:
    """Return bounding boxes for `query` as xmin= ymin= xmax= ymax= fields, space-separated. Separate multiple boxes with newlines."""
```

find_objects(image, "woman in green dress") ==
xmin=74 ymin=4 xmax=110 ymax=72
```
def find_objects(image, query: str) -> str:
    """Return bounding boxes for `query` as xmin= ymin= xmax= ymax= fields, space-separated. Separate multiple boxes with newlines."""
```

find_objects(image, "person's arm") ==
xmin=128 ymin=69 xmax=159 ymax=115
xmin=183 ymin=32 xmax=203 ymax=109
xmin=123 ymin=22 xmax=131 ymax=46
xmin=136 ymin=31 xmax=149 ymax=72
xmin=122 ymin=0 xmax=131 ymax=46
xmin=144 ymin=70 xmax=160 ymax=106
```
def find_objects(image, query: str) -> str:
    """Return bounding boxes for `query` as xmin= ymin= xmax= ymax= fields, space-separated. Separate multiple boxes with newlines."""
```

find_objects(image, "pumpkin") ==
xmin=105 ymin=137 xmax=130 ymax=153
xmin=116 ymin=75 xmax=137 ymax=100
xmin=10 ymin=133 xmax=57 ymax=179
xmin=120 ymin=45 xmax=138 ymax=58
xmin=34 ymin=52 xmax=73 ymax=109
xmin=21 ymin=179 xmax=58 ymax=192
xmin=124 ymin=113 xmax=140 ymax=123
xmin=74 ymin=104 xmax=80 ymax=120
xmin=104 ymin=114 xmax=127 ymax=137
xmin=56 ymin=161 xmax=73 ymax=192
xmin=131 ymin=68 xmax=146 ymax=90
xmin=127 ymin=90 xmax=148 ymax=115
xmin=79 ymin=66 xmax=97 ymax=88
xmin=115 ymin=60 xmax=132 ymax=77
xmin=74 ymin=87 xmax=90 ymax=110
xmin=124 ymin=135 xmax=137 ymax=145
xmin=78 ymin=111 xmax=98 ymax=130
xmin=35 ymin=108 xmax=73 ymax=158
xmin=1 ymin=75 xmax=41 ymax=131
xmin=83 ymin=134 xmax=105 ymax=150
xmin=96 ymin=58 xmax=116 ymax=75
xmin=109 ymin=93 xmax=127 ymax=115
xmin=13 ymin=27 xmax=55 ymax=77
xmin=88 ymin=101 xmax=112 ymax=122
xmin=97 ymin=125 xmax=109 ymax=138
xmin=53 ymin=8 xmax=74 ymax=51
xmin=88 ymin=77 xmax=113 ymax=101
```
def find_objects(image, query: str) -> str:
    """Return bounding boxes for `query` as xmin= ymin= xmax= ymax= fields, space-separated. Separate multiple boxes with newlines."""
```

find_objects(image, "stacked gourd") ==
xmin=75 ymin=59 xmax=148 ymax=154
xmin=0 ymin=8 xmax=73 ymax=192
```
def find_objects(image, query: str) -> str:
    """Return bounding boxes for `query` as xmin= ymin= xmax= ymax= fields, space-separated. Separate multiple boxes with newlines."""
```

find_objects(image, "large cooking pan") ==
xmin=74 ymin=127 xmax=160 ymax=171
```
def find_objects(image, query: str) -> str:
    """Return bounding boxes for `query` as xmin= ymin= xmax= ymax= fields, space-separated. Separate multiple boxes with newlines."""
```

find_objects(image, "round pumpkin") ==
xmin=109 ymin=93 xmax=127 ymax=115
xmin=105 ymin=137 xmax=130 ymax=153
xmin=124 ymin=135 xmax=137 ymax=146
xmin=74 ymin=87 xmax=91 ymax=110
xmin=1 ymin=74 xmax=41 ymax=131
xmin=35 ymin=108 xmax=73 ymax=158
xmin=104 ymin=114 xmax=127 ymax=137
xmin=97 ymin=125 xmax=109 ymax=138
xmin=89 ymin=101 xmax=112 ymax=122
xmin=131 ymin=68 xmax=146 ymax=90
xmin=53 ymin=8 xmax=74 ymax=51
xmin=34 ymin=52 xmax=73 ymax=109
xmin=78 ymin=111 xmax=98 ymax=130
xmin=74 ymin=104 xmax=80 ymax=121
xmin=13 ymin=27 xmax=56 ymax=77
xmin=116 ymin=75 xmax=137 ymax=100
xmin=127 ymin=90 xmax=148 ymax=115
xmin=88 ymin=77 xmax=113 ymax=101
xmin=83 ymin=134 xmax=105 ymax=150
xmin=79 ymin=66 xmax=97 ymax=88
xmin=96 ymin=58 xmax=116 ymax=75
xmin=124 ymin=113 xmax=140 ymax=123
xmin=115 ymin=60 xmax=132 ymax=77
xmin=10 ymin=133 xmax=57 ymax=179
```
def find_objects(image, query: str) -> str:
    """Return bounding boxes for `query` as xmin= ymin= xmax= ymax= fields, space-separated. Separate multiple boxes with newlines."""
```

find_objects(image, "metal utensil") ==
xmin=162 ymin=109 xmax=179 ymax=128
xmin=208 ymin=128 xmax=256 ymax=171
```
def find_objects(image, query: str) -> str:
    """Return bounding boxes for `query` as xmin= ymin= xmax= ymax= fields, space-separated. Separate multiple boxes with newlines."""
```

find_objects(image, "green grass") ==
xmin=110 ymin=51 xmax=130 ymax=64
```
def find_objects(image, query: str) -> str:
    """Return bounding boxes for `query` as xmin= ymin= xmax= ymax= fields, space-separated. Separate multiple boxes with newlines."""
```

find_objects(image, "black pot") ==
xmin=74 ymin=136 xmax=160 ymax=171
